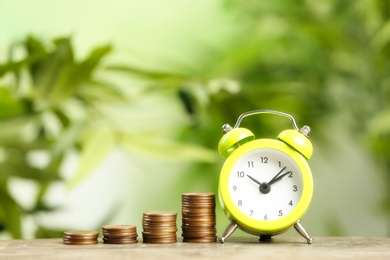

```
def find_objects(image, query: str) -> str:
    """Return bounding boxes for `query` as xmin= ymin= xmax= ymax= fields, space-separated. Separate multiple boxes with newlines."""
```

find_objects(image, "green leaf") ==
xmin=49 ymin=44 xmax=112 ymax=102
xmin=107 ymin=64 xmax=186 ymax=83
xmin=50 ymin=122 xmax=85 ymax=163
xmin=78 ymin=79 xmax=125 ymax=102
xmin=0 ymin=160 xmax=60 ymax=181
xmin=24 ymin=36 xmax=49 ymax=79
xmin=120 ymin=133 xmax=218 ymax=163
xmin=0 ymin=185 xmax=22 ymax=238
xmin=34 ymin=38 xmax=74 ymax=100
xmin=67 ymin=127 xmax=115 ymax=189
xmin=0 ymin=88 xmax=26 ymax=119
xmin=371 ymin=20 xmax=390 ymax=51
xmin=367 ymin=109 xmax=390 ymax=136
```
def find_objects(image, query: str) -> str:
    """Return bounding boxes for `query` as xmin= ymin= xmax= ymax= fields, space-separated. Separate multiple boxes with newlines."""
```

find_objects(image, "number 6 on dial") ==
xmin=218 ymin=110 xmax=314 ymax=244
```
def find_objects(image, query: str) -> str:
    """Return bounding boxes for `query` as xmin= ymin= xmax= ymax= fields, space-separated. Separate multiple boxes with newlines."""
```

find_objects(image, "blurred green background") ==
xmin=1 ymin=0 xmax=390 ymax=239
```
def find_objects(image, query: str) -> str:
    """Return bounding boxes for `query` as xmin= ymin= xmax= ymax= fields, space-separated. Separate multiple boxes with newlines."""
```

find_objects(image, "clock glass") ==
xmin=228 ymin=148 xmax=303 ymax=222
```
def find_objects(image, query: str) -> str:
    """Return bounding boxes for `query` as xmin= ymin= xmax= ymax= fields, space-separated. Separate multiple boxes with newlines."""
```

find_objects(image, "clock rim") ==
xmin=218 ymin=139 xmax=313 ymax=234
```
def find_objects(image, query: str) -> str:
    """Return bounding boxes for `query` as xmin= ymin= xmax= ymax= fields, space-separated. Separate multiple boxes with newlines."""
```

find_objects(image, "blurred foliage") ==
xmin=1 ymin=0 xmax=390 ymax=238
xmin=150 ymin=0 xmax=390 ymax=232
xmin=0 ymin=36 xmax=216 ymax=238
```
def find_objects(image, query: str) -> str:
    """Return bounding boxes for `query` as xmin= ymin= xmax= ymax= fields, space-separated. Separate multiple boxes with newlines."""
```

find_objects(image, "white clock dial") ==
xmin=228 ymin=148 xmax=303 ymax=221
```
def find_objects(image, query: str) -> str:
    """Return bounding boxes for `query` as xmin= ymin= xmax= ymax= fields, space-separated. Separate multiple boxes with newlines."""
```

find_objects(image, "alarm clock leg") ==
xmin=294 ymin=220 xmax=313 ymax=244
xmin=219 ymin=221 xmax=238 ymax=243
xmin=259 ymin=235 xmax=272 ymax=242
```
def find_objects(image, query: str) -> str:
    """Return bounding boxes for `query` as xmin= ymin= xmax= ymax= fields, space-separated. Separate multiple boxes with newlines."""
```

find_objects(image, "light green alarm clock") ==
xmin=218 ymin=110 xmax=314 ymax=243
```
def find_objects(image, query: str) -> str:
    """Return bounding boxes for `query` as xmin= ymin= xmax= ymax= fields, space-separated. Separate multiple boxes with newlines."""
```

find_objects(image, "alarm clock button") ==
xmin=278 ymin=130 xmax=313 ymax=159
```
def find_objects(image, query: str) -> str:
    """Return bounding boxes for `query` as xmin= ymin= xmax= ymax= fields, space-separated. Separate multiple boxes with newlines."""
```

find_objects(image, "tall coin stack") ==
xmin=142 ymin=211 xmax=178 ymax=244
xmin=102 ymin=225 xmax=138 ymax=244
xmin=63 ymin=231 xmax=99 ymax=245
xmin=181 ymin=192 xmax=217 ymax=243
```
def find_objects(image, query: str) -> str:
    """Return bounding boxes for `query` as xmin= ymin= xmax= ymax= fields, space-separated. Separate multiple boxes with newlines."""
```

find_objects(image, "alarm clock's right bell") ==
xmin=278 ymin=126 xmax=313 ymax=160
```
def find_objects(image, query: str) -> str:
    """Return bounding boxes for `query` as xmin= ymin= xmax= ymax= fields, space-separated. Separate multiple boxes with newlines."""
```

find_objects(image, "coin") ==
xmin=181 ymin=193 xmax=217 ymax=243
xmin=101 ymin=224 xmax=138 ymax=244
xmin=102 ymin=224 xmax=136 ymax=231
xmin=63 ymin=239 xmax=99 ymax=245
xmin=142 ymin=237 xmax=177 ymax=244
xmin=143 ymin=211 xmax=177 ymax=218
xmin=64 ymin=231 xmax=99 ymax=238
xmin=182 ymin=237 xmax=217 ymax=243
xmin=102 ymin=237 xmax=138 ymax=244
xmin=63 ymin=231 xmax=99 ymax=245
xmin=142 ymin=211 xmax=177 ymax=244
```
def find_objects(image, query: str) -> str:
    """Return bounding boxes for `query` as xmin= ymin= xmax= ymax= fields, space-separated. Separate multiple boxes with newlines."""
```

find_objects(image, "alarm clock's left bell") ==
xmin=218 ymin=125 xmax=254 ymax=158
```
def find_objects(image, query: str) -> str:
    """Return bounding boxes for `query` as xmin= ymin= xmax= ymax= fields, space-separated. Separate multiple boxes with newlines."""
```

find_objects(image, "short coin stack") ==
xmin=181 ymin=192 xmax=217 ymax=243
xmin=63 ymin=231 xmax=99 ymax=245
xmin=142 ymin=211 xmax=178 ymax=243
xmin=102 ymin=225 xmax=138 ymax=244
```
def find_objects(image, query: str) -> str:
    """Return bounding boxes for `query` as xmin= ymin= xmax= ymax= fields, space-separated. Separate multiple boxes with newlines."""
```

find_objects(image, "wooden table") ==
xmin=0 ymin=237 xmax=389 ymax=259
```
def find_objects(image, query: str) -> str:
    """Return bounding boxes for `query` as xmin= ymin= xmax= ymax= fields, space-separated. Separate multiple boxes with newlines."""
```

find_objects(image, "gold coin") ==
xmin=142 ymin=219 xmax=176 ymax=225
xmin=182 ymin=233 xmax=216 ymax=238
xmin=182 ymin=237 xmax=217 ymax=243
xmin=143 ymin=227 xmax=177 ymax=232
xmin=63 ymin=236 xmax=98 ymax=241
xmin=142 ymin=238 xmax=177 ymax=244
xmin=142 ymin=222 xmax=177 ymax=227
xmin=142 ymin=231 xmax=177 ymax=237
xmin=182 ymin=218 xmax=215 ymax=223
xmin=63 ymin=239 xmax=98 ymax=245
xmin=102 ymin=237 xmax=138 ymax=244
xmin=143 ymin=211 xmax=177 ymax=217
xmin=182 ymin=192 xmax=215 ymax=197
xmin=182 ymin=226 xmax=216 ymax=231
xmin=102 ymin=224 xmax=136 ymax=230
xmin=63 ymin=231 xmax=99 ymax=238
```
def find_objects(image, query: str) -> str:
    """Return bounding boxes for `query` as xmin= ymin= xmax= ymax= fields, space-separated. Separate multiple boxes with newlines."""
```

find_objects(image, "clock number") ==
xmin=237 ymin=171 xmax=245 ymax=178
xmin=289 ymin=200 xmax=293 ymax=206
xmin=278 ymin=161 xmax=282 ymax=167
xmin=247 ymin=161 xmax=254 ymax=168
xmin=238 ymin=200 xmax=242 ymax=206
xmin=249 ymin=210 xmax=253 ymax=216
xmin=263 ymin=214 xmax=268 ymax=221
xmin=278 ymin=210 xmax=283 ymax=217
xmin=288 ymin=171 xmax=293 ymax=178
xmin=293 ymin=185 xmax=298 ymax=192
xmin=261 ymin=157 xmax=268 ymax=163
xmin=233 ymin=185 xmax=237 ymax=192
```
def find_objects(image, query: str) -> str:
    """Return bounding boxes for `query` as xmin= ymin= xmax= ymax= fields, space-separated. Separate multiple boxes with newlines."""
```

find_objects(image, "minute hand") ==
xmin=267 ymin=167 xmax=288 ymax=186
xmin=268 ymin=171 xmax=292 ymax=185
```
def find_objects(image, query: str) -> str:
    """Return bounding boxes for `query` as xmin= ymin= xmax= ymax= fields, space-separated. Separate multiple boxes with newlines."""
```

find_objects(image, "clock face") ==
xmin=228 ymin=148 xmax=303 ymax=222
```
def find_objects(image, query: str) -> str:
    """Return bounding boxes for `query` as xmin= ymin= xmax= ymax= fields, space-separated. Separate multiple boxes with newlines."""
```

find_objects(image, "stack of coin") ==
xmin=142 ymin=211 xmax=177 ymax=243
xmin=181 ymin=192 xmax=217 ymax=243
xmin=63 ymin=231 xmax=99 ymax=245
xmin=102 ymin=225 xmax=138 ymax=244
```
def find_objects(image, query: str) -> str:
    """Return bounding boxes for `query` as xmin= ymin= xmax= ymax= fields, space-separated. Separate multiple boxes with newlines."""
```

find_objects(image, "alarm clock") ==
xmin=218 ymin=109 xmax=314 ymax=244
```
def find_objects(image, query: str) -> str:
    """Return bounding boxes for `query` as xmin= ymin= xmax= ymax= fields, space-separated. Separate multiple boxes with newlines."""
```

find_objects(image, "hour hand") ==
xmin=247 ymin=174 xmax=262 ymax=186
xmin=266 ymin=167 xmax=286 ymax=186
xmin=268 ymin=171 xmax=292 ymax=185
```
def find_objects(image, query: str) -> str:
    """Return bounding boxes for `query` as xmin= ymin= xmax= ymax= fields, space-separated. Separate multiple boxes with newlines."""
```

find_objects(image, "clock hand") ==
xmin=247 ymin=174 xmax=262 ymax=186
xmin=247 ymin=174 xmax=271 ymax=194
xmin=268 ymin=171 xmax=292 ymax=186
xmin=266 ymin=167 xmax=286 ymax=186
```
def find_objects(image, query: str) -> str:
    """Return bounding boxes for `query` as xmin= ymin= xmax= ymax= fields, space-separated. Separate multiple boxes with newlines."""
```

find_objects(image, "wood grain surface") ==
xmin=0 ymin=237 xmax=389 ymax=260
